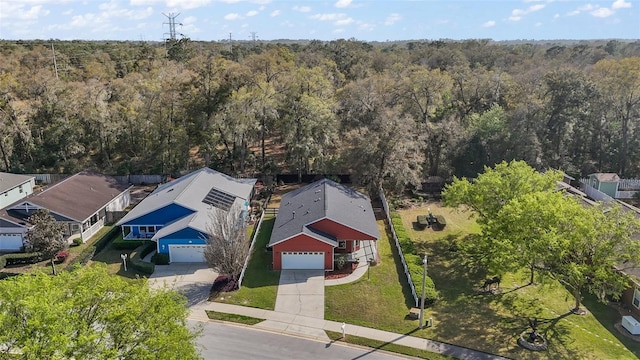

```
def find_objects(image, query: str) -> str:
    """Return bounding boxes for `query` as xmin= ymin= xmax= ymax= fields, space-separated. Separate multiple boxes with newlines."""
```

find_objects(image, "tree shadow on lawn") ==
xmin=581 ymin=293 xmax=640 ymax=358
xmin=421 ymin=235 xmax=588 ymax=359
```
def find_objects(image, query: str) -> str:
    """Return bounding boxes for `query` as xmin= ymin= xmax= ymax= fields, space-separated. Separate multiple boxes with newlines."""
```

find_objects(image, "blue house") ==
xmin=116 ymin=168 xmax=256 ymax=263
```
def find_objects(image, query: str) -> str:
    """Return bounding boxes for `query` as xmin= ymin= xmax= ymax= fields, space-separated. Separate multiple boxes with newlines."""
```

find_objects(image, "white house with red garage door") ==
xmin=268 ymin=179 xmax=380 ymax=270
xmin=117 ymin=167 xmax=256 ymax=263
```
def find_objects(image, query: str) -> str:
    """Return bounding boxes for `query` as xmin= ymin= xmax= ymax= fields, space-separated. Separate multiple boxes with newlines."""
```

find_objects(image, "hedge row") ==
xmin=129 ymin=242 xmax=156 ymax=275
xmin=390 ymin=211 xmax=438 ymax=305
xmin=112 ymin=235 xmax=146 ymax=250
xmin=0 ymin=252 xmax=44 ymax=270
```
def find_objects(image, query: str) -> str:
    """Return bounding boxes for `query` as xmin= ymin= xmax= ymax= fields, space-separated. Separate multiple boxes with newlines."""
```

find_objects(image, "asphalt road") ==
xmin=193 ymin=321 xmax=413 ymax=360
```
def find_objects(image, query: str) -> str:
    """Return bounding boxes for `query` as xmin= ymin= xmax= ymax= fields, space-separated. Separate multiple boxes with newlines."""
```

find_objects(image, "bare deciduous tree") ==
xmin=203 ymin=204 xmax=250 ymax=280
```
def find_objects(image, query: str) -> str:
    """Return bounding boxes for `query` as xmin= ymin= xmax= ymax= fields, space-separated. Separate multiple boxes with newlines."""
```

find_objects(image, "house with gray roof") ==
xmin=268 ymin=179 xmax=380 ymax=270
xmin=0 ymin=171 xmax=130 ymax=252
xmin=0 ymin=172 xmax=35 ymax=210
xmin=116 ymin=167 xmax=256 ymax=263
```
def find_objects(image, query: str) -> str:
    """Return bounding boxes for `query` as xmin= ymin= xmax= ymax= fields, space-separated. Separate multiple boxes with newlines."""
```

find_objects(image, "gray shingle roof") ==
xmin=117 ymin=167 xmax=256 ymax=237
xmin=268 ymin=179 xmax=380 ymax=247
xmin=2 ymin=172 xmax=129 ymax=223
xmin=0 ymin=172 xmax=34 ymax=193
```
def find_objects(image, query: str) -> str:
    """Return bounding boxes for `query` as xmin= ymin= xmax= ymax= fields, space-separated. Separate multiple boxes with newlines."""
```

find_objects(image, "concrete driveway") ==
xmin=274 ymin=270 xmax=325 ymax=319
xmin=149 ymin=263 xmax=218 ymax=307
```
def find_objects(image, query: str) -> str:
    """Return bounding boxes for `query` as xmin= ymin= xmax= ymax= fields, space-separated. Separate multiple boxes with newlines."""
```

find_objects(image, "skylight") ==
xmin=202 ymin=187 xmax=236 ymax=211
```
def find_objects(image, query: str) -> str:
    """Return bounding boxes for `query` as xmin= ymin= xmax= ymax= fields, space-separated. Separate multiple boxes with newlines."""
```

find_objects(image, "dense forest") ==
xmin=0 ymin=38 xmax=639 ymax=192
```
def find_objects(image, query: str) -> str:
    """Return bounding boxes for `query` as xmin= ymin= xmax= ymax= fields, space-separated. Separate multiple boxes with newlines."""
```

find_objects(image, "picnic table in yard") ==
xmin=417 ymin=215 xmax=430 ymax=229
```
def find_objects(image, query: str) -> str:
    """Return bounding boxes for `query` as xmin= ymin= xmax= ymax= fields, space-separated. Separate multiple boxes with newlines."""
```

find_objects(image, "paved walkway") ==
xmin=191 ymin=302 xmax=511 ymax=360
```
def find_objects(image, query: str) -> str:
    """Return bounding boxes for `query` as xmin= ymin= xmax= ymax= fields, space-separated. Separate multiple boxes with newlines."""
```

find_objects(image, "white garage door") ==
xmin=0 ymin=234 xmax=24 ymax=252
xmin=281 ymin=251 xmax=324 ymax=269
xmin=169 ymin=245 xmax=206 ymax=263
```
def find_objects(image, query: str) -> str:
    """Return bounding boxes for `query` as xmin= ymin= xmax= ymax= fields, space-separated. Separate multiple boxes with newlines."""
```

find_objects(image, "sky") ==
xmin=0 ymin=0 xmax=638 ymax=42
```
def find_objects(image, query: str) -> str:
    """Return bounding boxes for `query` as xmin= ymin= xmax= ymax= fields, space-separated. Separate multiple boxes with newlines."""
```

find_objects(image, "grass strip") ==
xmin=325 ymin=330 xmax=453 ymax=360
xmin=205 ymin=310 xmax=264 ymax=325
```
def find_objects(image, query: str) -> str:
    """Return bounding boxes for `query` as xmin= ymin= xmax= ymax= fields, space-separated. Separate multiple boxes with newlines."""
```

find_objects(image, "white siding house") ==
xmin=0 ymin=173 xmax=35 ymax=210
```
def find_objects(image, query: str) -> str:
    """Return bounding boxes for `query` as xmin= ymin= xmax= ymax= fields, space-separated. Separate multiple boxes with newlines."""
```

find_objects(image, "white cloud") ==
xmin=183 ymin=16 xmax=197 ymax=24
xmin=293 ymin=6 xmax=311 ymax=12
xmin=535 ymin=22 xmax=542 ymax=27
xmin=335 ymin=17 xmax=354 ymax=25
xmin=166 ymin=0 xmax=212 ymax=9
xmin=335 ymin=0 xmax=351 ymax=8
xmin=591 ymin=7 xmax=614 ymax=17
xmin=358 ymin=22 xmax=375 ymax=31
xmin=270 ymin=10 xmax=280 ymax=17
xmin=384 ymin=13 xmax=401 ymax=25
xmin=553 ymin=13 xmax=560 ymax=19
xmin=310 ymin=12 xmax=354 ymax=27
xmin=310 ymin=13 xmax=343 ymax=21
xmin=246 ymin=10 xmax=258 ymax=16
xmin=0 ymin=3 xmax=50 ymax=21
xmin=482 ymin=20 xmax=496 ymax=28
xmin=612 ymin=0 xmax=632 ymax=9
xmin=224 ymin=13 xmax=242 ymax=20
xmin=509 ymin=3 xmax=546 ymax=22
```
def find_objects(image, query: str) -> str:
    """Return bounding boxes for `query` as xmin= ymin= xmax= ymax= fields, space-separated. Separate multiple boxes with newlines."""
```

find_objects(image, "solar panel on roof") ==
xmin=202 ymin=187 xmax=236 ymax=211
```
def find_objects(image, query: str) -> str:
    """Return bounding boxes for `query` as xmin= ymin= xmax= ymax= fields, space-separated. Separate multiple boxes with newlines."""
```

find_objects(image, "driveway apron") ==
xmin=274 ymin=270 xmax=325 ymax=319
xmin=149 ymin=263 xmax=218 ymax=307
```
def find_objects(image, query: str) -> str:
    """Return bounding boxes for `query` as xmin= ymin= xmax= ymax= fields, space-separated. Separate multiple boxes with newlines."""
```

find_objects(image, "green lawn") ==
xmin=90 ymin=234 xmax=149 ymax=279
xmin=327 ymin=201 xmax=640 ymax=359
xmin=210 ymin=216 xmax=281 ymax=309
xmin=1 ymin=225 xmax=116 ymax=275
xmin=206 ymin=310 xmax=264 ymax=325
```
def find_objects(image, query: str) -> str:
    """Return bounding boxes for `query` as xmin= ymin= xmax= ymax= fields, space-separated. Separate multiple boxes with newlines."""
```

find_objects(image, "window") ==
xmin=338 ymin=241 xmax=347 ymax=249
xmin=634 ymin=288 xmax=640 ymax=309
xmin=18 ymin=185 xmax=23 ymax=193
xmin=139 ymin=226 xmax=147 ymax=233
xmin=354 ymin=240 xmax=359 ymax=247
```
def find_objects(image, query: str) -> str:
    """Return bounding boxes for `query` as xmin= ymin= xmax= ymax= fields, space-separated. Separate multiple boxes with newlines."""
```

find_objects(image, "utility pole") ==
xmin=250 ymin=32 xmax=258 ymax=42
xmin=162 ymin=12 xmax=181 ymax=40
xmin=51 ymin=43 xmax=59 ymax=80
xmin=228 ymin=32 xmax=233 ymax=52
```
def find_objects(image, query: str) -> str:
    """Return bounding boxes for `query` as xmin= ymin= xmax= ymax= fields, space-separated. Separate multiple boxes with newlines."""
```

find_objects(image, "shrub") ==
xmin=335 ymin=254 xmax=348 ymax=270
xmin=151 ymin=252 xmax=169 ymax=265
xmin=55 ymin=250 xmax=70 ymax=263
xmin=4 ymin=252 xmax=43 ymax=265
xmin=139 ymin=241 xmax=156 ymax=259
xmin=212 ymin=275 xmax=230 ymax=292
xmin=390 ymin=211 xmax=438 ymax=305
xmin=112 ymin=236 xmax=145 ymax=250
xmin=94 ymin=227 xmax=120 ymax=253
xmin=72 ymin=238 xmax=83 ymax=246
xmin=129 ymin=244 xmax=155 ymax=275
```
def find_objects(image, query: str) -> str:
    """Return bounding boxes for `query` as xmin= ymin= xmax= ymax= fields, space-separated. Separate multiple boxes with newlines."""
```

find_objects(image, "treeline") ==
xmin=0 ymin=38 xmax=639 ymax=192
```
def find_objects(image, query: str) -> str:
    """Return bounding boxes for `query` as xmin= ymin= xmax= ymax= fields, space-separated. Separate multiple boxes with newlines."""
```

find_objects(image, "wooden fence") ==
xmin=379 ymin=187 xmax=419 ymax=307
